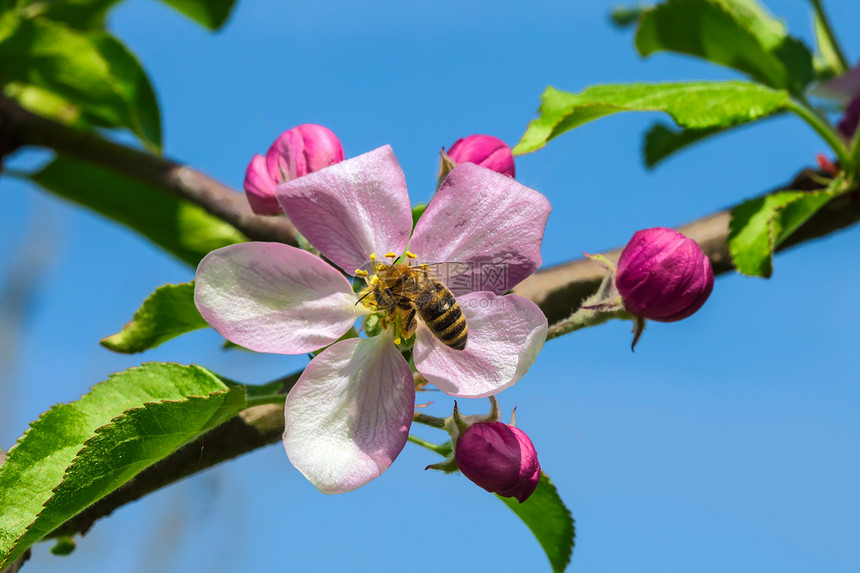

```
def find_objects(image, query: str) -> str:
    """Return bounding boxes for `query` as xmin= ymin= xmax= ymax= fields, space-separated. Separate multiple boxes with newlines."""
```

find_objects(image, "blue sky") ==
xmin=2 ymin=0 xmax=859 ymax=571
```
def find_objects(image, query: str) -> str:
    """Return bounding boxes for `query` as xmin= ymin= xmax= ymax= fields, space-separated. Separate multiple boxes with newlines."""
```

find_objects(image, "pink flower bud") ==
xmin=446 ymin=134 xmax=516 ymax=177
xmin=615 ymin=227 xmax=714 ymax=322
xmin=243 ymin=124 xmax=345 ymax=215
xmin=454 ymin=421 xmax=540 ymax=503
xmin=243 ymin=154 xmax=279 ymax=215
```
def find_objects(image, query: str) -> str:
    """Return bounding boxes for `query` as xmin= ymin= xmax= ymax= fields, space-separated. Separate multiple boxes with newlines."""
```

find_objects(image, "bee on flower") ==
xmin=195 ymin=145 xmax=550 ymax=494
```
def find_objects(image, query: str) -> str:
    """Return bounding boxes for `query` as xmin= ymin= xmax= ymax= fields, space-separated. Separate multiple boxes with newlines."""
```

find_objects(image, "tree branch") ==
xmin=0 ymin=94 xmax=298 ymax=246
xmin=5 ymin=93 xmax=860 ymax=544
xmin=513 ymin=169 xmax=859 ymax=326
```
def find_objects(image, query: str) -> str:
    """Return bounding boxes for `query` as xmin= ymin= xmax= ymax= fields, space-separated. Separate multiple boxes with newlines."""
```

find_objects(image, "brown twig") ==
xmin=0 ymin=94 xmax=298 ymax=246
xmin=513 ymin=169 xmax=859 ymax=326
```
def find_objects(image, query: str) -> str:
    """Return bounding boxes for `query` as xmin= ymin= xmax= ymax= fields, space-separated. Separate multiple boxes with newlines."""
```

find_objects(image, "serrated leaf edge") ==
xmin=0 ymin=364 xmax=240 ymax=568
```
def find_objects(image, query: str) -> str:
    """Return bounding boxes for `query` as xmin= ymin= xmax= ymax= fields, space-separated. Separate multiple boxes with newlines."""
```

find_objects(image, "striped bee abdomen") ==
xmin=417 ymin=281 xmax=468 ymax=350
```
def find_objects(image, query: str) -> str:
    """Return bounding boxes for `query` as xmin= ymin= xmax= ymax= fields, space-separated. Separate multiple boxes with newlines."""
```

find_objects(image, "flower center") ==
xmin=355 ymin=250 xmax=420 ymax=346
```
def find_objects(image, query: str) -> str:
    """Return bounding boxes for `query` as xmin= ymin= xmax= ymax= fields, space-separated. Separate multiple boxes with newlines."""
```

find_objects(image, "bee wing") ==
xmin=414 ymin=262 xmax=470 ymax=284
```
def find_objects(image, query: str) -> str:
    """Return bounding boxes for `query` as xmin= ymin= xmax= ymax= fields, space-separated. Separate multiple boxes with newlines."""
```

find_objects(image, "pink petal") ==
xmin=266 ymin=128 xmax=304 ymax=181
xmin=265 ymin=124 xmax=345 ymax=182
xmin=283 ymin=336 xmax=415 ymax=494
xmin=414 ymin=292 xmax=547 ymax=398
xmin=195 ymin=242 xmax=362 ymax=354
xmin=276 ymin=145 xmax=413 ymax=275
xmin=295 ymin=124 xmax=346 ymax=173
xmin=447 ymin=134 xmax=516 ymax=177
xmin=410 ymin=163 xmax=550 ymax=295
xmin=243 ymin=154 xmax=281 ymax=215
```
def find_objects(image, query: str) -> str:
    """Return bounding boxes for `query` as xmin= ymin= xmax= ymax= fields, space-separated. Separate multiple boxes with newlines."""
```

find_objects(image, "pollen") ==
xmin=354 ymin=269 xmax=369 ymax=277
xmin=385 ymin=251 xmax=398 ymax=259
xmin=405 ymin=250 xmax=417 ymax=259
xmin=393 ymin=337 xmax=402 ymax=345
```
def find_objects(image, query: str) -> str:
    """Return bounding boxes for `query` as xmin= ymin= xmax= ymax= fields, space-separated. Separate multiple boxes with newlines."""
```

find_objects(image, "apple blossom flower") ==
xmin=615 ymin=227 xmax=714 ymax=322
xmin=243 ymin=124 xmax=344 ymax=215
xmin=446 ymin=134 xmax=516 ymax=177
xmin=455 ymin=421 xmax=541 ymax=503
xmin=195 ymin=145 xmax=550 ymax=494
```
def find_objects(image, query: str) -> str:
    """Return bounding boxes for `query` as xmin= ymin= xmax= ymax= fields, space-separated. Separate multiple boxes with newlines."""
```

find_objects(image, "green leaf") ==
xmin=728 ymin=185 xmax=838 ymax=277
xmin=0 ymin=18 xmax=121 ymax=111
xmin=635 ymin=0 xmax=815 ymax=94
xmin=28 ymin=155 xmax=247 ymax=266
xmin=2 ymin=82 xmax=86 ymax=127
xmin=155 ymin=0 xmax=235 ymax=29
xmin=643 ymin=122 xmax=724 ymax=167
xmin=609 ymin=4 xmax=649 ymax=28
xmin=22 ymin=0 xmax=123 ymax=30
xmin=85 ymin=33 xmax=161 ymax=151
xmin=0 ymin=363 xmax=246 ymax=569
xmin=498 ymin=473 xmax=575 ymax=573
xmin=514 ymin=81 xmax=788 ymax=155
xmin=101 ymin=282 xmax=208 ymax=353
xmin=0 ymin=18 xmax=162 ymax=149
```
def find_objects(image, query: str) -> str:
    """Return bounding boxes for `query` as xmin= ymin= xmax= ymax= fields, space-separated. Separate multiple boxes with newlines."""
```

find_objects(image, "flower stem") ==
xmin=413 ymin=411 xmax=447 ymax=429
xmin=547 ymin=306 xmax=630 ymax=340
xmin=785 ymin=98 xmax=852 ymax=172
xmin=808 ymin=0 xmax=849 ymax=74
xmin=407 ymin=435 xmax=451 ymax=456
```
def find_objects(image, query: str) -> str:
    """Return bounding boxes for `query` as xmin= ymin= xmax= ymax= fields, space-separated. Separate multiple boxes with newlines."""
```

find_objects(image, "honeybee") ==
xmin=361 ymin=262 xmax=468 ymax=350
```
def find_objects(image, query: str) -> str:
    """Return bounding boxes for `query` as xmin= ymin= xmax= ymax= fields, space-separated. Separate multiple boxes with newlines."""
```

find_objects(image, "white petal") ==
xmin=283 ymin=336 xmax=415 ymax=494
xmin=414 ymin=292 xmax=547 ymax=397
xmin=195 ymin=242 xmax=363 ymax=354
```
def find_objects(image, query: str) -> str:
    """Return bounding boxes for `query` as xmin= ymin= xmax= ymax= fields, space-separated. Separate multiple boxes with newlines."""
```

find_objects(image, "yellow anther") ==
xmin=393 ymin=337 xmax=402 ymax=345
xmin=354 ymin=269 xmax=369 ymax=277
xmin=370 ymin=275 xmax=380 ymax=286
xmin=385 ymin=251 xmax=397 ymax=259
xmin=405 ymin=250 xmax=417 ymax=259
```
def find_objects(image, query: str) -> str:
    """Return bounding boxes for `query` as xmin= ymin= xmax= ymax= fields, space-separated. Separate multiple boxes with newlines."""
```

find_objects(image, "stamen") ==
xmin=369 ymin=253 xmax=377 ymax=262
xmin=405 ymin=250 xmax=417 ymax=259
xmin=354 ymin=269 xmax=369 ymax=277
xmin=385 ymin=251 xmax=397 ymax=259
xmin=393 ymin=337 xmax=402 ymax=345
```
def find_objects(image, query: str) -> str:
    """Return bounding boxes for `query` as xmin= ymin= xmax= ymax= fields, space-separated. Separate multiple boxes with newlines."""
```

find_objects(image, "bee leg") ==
xmin=401 ymin=308 xmax=418 ymax=339
xmin=384 ymin=288 xmax=414 ymax=311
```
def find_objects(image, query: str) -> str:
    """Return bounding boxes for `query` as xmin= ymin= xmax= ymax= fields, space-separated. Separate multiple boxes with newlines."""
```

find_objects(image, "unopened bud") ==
xmin=615 ymin=227 xmax=714 ymax=322
xmin=837 ymin=96 xmax=860 ymax=141
xmin=243 ymin=124 xmax=344 ymax=215
xmin=454 ymin=421 xmax=540 ymax=503
xmin=445 ymin=134 xmax=515 ymax=177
